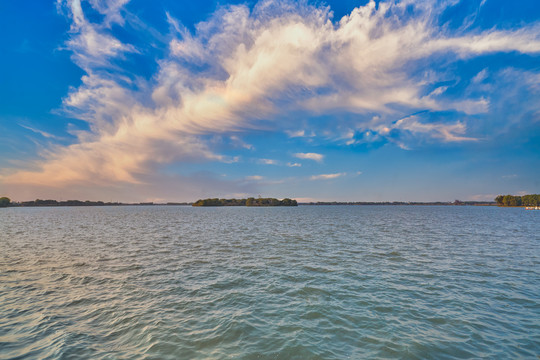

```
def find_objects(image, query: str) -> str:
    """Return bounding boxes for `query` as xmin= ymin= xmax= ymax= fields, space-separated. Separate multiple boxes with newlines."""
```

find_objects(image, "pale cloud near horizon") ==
xmin=2 ymin=0 xmax=540 ymax=194
xmin=469 ymin=194 xmax=497 ymax=201
xmin=245 ymin=175 xmax=264 ymax=181
xmin=310 ymin=173 xmax=346 ymax=180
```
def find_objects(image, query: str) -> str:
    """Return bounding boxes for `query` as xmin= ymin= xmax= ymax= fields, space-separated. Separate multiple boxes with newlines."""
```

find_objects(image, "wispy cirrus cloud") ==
xmin=2 ymin=0 xmax=539 ymax=197
xmin=230 ymin=135 xmax=254 ymax=150
xmin=389 ymin=115 xmax=478 ymax=143
xmin=19 ymin=124 xmax=63 ymax=140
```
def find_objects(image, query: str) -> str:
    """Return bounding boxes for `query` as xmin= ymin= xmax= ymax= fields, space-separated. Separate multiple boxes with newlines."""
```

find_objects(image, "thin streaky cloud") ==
xmin=310 ymin=173 xmax=346 ymax=180
xmin=384 ymin=116 xmax=478 ymax=142
xmin=19 ymin=124 xmax=62 ymax=140
xmin=245 ymin=175 xmax=264 ymax=181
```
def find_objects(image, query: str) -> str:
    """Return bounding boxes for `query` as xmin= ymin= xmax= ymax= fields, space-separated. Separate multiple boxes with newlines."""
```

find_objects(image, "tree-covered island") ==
xmin=192 ymin=197 xmax=298 ymax=207
xmin=495 ymin=194 xmax=540 ymax=207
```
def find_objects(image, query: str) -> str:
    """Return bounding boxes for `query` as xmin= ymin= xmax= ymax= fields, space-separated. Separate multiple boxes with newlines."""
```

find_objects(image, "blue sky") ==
xmin=0 ymin=0 xmax=539 ymax=202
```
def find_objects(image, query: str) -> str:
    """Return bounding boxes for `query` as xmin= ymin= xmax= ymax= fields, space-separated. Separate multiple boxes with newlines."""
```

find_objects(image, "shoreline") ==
xmin=3 ymin=202 xmax=504 ymax=208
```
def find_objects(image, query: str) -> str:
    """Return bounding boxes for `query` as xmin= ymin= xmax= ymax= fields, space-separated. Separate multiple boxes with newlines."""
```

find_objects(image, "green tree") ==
xmin=522 ymin=194 xmax=540 ymax=206
xmin=502 ymin=195 xmax=520 ymax=206
xmin=0 ymin=197 xmax=10 ymax=207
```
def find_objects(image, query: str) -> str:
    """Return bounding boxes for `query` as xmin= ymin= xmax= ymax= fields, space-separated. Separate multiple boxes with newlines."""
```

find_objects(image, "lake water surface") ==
xmin=1 ymin=205 xmax=539 ymax=359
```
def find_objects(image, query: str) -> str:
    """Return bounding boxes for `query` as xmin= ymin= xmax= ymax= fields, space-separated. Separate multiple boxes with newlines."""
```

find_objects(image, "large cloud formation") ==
xmin=3 ymin=0 xmax=539 ymax=196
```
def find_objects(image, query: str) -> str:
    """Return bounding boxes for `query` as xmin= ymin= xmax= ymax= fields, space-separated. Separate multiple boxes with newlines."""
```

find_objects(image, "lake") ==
xmin=1 ymin=205 xmax=539 ymax=359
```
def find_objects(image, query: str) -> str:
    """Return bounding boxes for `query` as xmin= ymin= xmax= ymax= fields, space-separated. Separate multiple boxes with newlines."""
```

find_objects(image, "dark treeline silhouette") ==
xmin=7 ymin=199 xmax=191 ymax=207
xmin=0 ymin=197 xmax=10 ymax=207
xmin=495 ymin=194 xmax=540 ymax=207
xmin=192 ymin=197 xmax=298 ymax=207
xmin=18 ymin=199 xmax=118 ymax=207
xmin=302 ymin=201 xmax=493 ymax=206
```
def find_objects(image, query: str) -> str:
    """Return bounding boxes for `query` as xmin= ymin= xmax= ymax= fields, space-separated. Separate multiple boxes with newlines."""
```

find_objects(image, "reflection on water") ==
xmin=1 ymin=205 xmax=539 ymax=358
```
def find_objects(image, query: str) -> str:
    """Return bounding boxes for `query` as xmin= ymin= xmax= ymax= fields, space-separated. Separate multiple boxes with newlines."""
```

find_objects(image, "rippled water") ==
xmin=1 ymin=205 xmax=539 ymax=359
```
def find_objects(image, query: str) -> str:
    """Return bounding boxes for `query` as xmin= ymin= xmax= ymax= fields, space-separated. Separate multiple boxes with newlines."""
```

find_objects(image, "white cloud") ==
xmin=68 ymin=27 xmax=135 ymax=60
xmin=170 ymin=31 xmax=206 ymax=61
xmin=286 ymin=130 xmax=305 ymax=137
xmin=87 ymin=0 xmax=129 ymax=26
xmin=57 ymin=0 xmax=136 ymax=70
xmin=389 ymin=115 xmax=478 ymax=142
xmin=429 ymin=86 xmax=448 ymax=96
xmin=4 ymin=0 xmax=540 ymax=192
xmin=310 ymin=172 xmax=346 ymax=180
xmin=294 ymin=152 xmax=324 ymax=162
xmin=431 ymin=29 xmax=540 ymax=56
xmin=472 ymin=69 xmax=488 ymax=83
xmin=258 ymin=158 xmax=278 ymax=165
xmin=287 ymin=162 xmax=302 ymax=167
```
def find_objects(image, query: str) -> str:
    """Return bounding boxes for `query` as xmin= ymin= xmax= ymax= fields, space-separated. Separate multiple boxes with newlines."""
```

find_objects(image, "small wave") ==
xmin=302 ymin=265 xmax=335 ymax=273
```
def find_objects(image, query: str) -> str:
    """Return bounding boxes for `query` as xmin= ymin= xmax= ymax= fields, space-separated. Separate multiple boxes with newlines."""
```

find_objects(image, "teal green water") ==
xmin=1 ymin=205 xmax=539 ymax=359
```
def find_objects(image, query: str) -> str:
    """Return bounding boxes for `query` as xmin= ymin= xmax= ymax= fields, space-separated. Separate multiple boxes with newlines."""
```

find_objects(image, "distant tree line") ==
xmin=0 ymin=198 xmax=194 ymax=207
xmin=495 ymin=194 xmax=540 ymax=206
xmin=302 ymin=201 xmax=493 ymax=206
xmin=16 ymin=199 xmax=121 ymax=207
xmin=192 ymin=197 xmax=298 ymax=207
